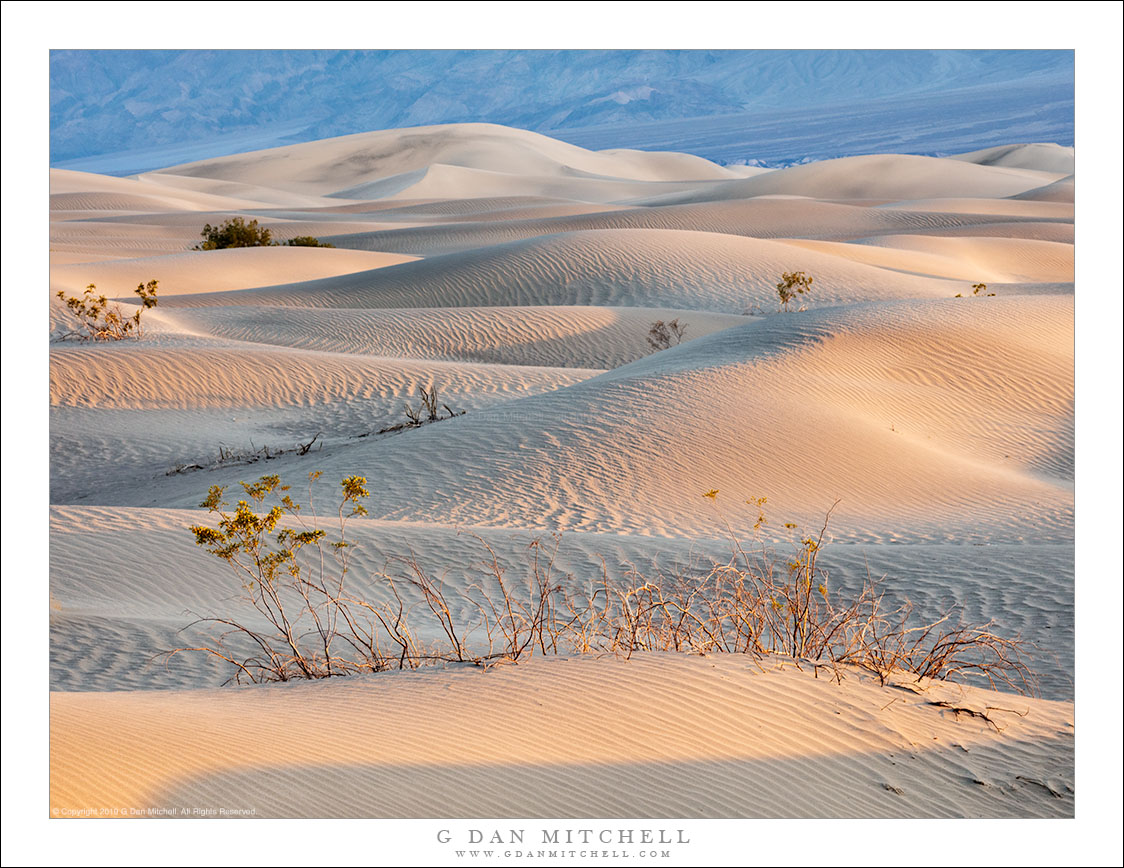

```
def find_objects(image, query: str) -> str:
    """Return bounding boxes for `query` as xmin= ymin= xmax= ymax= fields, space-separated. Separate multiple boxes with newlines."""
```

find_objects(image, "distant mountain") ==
xmin=50 ymin=49 xmax=1073 ymax=173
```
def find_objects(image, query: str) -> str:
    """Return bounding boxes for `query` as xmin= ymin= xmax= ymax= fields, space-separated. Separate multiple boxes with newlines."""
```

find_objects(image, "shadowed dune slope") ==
xmin=48 ymin=337 xmax=599 ymax=505
xmin=163 ymin=304 xmax=749 ymax=370
xmin=1011 ymin=175 xmax=1075 ymax=204
xmin=320 ymin=197 xmax=1070 ymax=257
xmin=948 ymin=143 xmax=1074 ymax=174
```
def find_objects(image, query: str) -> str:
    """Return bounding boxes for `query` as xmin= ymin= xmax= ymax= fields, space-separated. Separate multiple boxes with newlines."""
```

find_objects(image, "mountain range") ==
xmin=50 ymin=49 xmax=1074 ymax=174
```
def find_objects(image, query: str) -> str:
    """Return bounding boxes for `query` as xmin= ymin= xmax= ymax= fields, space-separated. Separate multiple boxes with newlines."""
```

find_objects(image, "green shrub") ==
xmin=193 ymin=218 xmax=334 ymax=250
xmin=284 ymin=236 xmax=335 ymax=248
xmin=194 ymin=217 xmax=273 ymax=250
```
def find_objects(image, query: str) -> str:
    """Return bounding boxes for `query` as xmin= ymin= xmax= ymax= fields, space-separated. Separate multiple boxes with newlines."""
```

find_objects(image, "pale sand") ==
xmin=946 ymin=143 xmax=1075 ymax=174
xmin=50 ymin=246 xmax=418 ymax=297
xmin=51 ymin=656 xmax=1073 ymax=819
xmin=48 ymin=122 xmax=1074 ymax=819
xmin=149 ymin=227 xmax=969 ymax=312
xmin=783 ymin=235 xmax=1074 ymax=283
xmin=315 ymin=198 xmax=1072 ymax=257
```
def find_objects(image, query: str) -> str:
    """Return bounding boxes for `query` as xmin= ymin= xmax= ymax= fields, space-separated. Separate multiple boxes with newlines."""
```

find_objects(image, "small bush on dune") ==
xmin=371 ymin=386 xmax=465 ymax=435
xmin=955 ymin=283 xmax=996 ymax=298
xmin=776 ymin=270 xmax=813 ymax=312
xmin=404 ymin=385 xmax=460 ymax=426
xmin=647 ymin=319 xmax=688 ymax=351
xmin=55 ymin=280 xmax=158 ymax=341
xmin=193 ymin=217 xmax=333 ymax=250
xmin=195 ymin=217 xmax=273 ymax=250
xmin=284 ymin=235 xmax=335 ymax=248
xmin=165 ymin=474 xmax=1034 ymax=696
xmin=173 ymin=473 xmax=378 ymax=681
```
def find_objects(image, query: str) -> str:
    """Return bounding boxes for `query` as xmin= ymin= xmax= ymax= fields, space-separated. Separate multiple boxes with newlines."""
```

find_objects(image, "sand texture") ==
xmin=49 ymin=124 xmax=1074 ymax=819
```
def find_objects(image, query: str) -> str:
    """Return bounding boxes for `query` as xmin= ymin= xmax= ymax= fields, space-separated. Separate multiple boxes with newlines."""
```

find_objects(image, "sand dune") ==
xmin=151 ymin=123 xmax=742 ymax=198
xmin=1011 ymin=175 xmax=1076 ymax=204
xmin=321 ymin=197 xmax=1069 ymax=257
xmin=49 ymin=215 xmax=400 ymax=261
xmin=164 ymin=304 xmax=749 ymax=369
xmin=47 ymin=125 xmax=1075 ymax=820
xmin=133 ymin=170 xmax=347 ymax=209
xmin=49 ymin=191 xmax=222 ymax=213
xmin=189 ymin=296 xmax=1068 ymax=545
xmin=729 ymin=153 xmax=1065 ymax=199
xmin=50 ymin=340 xmax=593 ymax=413
xmin=49 ymin=168 xmax=265 ymax=211
xmin=633 ymin=154 xmax=1065 ymax=206
xmin=50 ymin=220 xmax=216 ymax=259
xmin=778 ymin=236 xmax=1073 ymax=283
xmin=50 ymin=655 xmax=1073 ymax=818
xmin=875 ymin=197 xmax=1073 ymax=219
xmin=51 ymin=246 xmax=417 ymax=297
xmin=330 ymin=162 xmax=739 ymax=204
xmin=898 ymin=220 xmax=1075 ymax=244
xmin=63 ymin=297 xmax=1072 ymax=547
xmin=846 ymin=235 xmax=1074 ymax=283
xmin=948 ymin=143 xmax=1074 ymax=174
xmin=291 ymin=195 xmax=630 ymax=221
xmin=48 ymin=328 xmax=598 ymax=505
xmin=155 ymin=228 xmax=966 ymax=313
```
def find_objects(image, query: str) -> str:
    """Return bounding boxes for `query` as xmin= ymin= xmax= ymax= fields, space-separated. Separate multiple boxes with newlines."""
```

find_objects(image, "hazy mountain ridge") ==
xmin=51 ymin=49 xmax=1073 ymax=171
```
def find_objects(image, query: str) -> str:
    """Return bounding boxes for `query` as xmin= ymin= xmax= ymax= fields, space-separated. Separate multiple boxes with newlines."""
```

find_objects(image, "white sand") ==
xmin=48 ymin=122 xmax=1074 ymax=819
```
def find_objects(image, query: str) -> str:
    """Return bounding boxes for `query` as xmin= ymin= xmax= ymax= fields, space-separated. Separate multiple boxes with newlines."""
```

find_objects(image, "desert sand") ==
xmin=49 ymin=123 xmax=1074 ymax=819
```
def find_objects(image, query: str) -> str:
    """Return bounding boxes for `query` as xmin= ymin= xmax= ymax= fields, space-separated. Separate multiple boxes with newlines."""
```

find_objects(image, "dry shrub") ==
xmin=164 ymin=475 xmax=1034 ymax=695
xmin=776 ymin=270 xmax=812 ymax=312
xmin=55 ymin=280 xmax=158 ymax=341
xmin=380 ymin=385 xmax=465 ymax=432
xmin=647 ymin=319 xmax=688 ymax=351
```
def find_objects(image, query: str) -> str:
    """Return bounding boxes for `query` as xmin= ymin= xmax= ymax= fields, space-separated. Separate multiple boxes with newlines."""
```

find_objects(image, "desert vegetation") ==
xmin=360 ymin=385 xmax=466 ymax=436
xmin=55 ymin=280 xmax=158 ymax=341
xmin=284 ymin=235 xmax=335 ymax=248
xmin=194 ymin=217 xmax=333 ymax=250
xmin=647 ymin=318 xmax=688 ymax=351
xmin=166 ymin=387 xmax=463 ymax=477
xmin=956 ymin=282 xmax=997 ymax=298
xmin=402 ymin=385 xmax=463 ymax=427
xmin=166 ymin=434 xmax=322 ymax=476
xmin=165 ymin=473 xmax=1034 ymax=694
xmin=776 ymin=270 xmax=813 ymax=312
